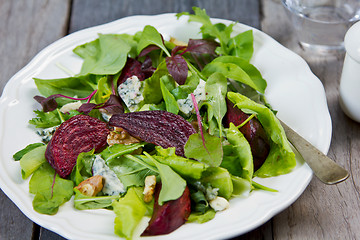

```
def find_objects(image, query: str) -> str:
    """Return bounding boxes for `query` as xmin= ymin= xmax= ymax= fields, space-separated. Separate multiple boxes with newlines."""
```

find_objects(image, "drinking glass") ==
xmin=282 ymin=0 xmax=360 ymax=53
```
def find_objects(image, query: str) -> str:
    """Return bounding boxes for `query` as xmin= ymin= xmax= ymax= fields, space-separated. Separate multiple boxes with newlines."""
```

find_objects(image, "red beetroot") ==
xmin=117 ymin=58 xmax=146 ymax=85
xmin=141 ymin=184 xmax=191 ymax=236
xmin=109 ymin=111 xmax=196 ymax=157
xmin=224 ymin=99 xmax=270 ymax=171
xmin=45 ymin=115 xmax=109 ymax=178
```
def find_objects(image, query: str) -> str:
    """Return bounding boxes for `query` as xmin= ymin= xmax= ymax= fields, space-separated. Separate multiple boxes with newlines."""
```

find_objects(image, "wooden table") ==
xmin=1 ymin=1 xmax=358 ymax=239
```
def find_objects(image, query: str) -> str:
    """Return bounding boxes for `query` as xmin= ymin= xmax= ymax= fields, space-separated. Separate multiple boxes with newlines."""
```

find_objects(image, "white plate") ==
xmin=0 ymin=14 xmax=331 ymax=240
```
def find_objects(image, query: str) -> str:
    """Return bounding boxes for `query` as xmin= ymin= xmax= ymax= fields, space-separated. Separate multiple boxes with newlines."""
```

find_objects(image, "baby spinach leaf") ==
xmin=78 ymin=34 xmax=132 ymax=76
xmin=73 ymin=38 xmax=100 ymax=59
xmin=137 ymin=25 xmax=170 ymax=57
xmin=171 ymin=70 xmax=200 ymax=100
xmin=34 ymin=75 xmax=96 ymax=100
xmin=211 ymin=56 xmax=267 ymax=94
xmin=29 ymin=163 xmax=74 ymax=215
xmin=20 ymin=145 xmax=47 ymax=179
xmin=227 ymin=92 xmax=296 ymax=177
xmin=184 ymin=132 xmax=223 ymax=167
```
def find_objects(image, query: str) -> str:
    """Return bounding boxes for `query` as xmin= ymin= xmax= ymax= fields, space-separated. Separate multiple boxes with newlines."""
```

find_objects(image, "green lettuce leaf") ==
xmin=13 ymin=143 xmax=44 ymax=161
xmin=113 ymin=187 xmax=147 ymax=240
xmin=227 ymin=92 xmax=296 ymax=177
xmin=187 ymin=209 xmax=216 ymax=223
xmin=223 ymin=123 xmax=253 ymax=181
xmin=200 ymin=167 xmax=233 ymax=199
xmin=231 ymin=175 xmax=252 ymax=197
xmin=20 ymin=145 xmax=47 ymax=179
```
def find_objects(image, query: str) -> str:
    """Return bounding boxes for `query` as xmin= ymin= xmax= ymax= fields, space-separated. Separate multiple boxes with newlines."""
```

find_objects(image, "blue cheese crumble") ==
xmin=118 ymin=75 xmax=144 ymax=112
xmin=92 ymin=155 xmax=125 ymax=196
xmin=177 ymin=79 xmax=206 ymax=115
xmin=36 ymin=125 xmax=58 ymax=143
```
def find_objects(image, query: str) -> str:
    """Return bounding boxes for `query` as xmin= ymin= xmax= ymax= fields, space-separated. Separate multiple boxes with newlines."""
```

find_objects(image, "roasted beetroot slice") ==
xmin=224 ymin=99 xmax=270 ymax=171
xmin=141 ymin=184 xmax=191 ymax=236
xmin=109 ymin=111 xmax=196 ymax=156
xmin=45 ymin=115 xmax=109 ymax=178
xmin=117 ymin=58 xmax=146 ymax=85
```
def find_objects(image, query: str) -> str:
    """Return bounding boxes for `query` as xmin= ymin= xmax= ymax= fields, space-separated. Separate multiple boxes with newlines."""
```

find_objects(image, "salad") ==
xmin=13 ymin=7 xmax=296 ymax=239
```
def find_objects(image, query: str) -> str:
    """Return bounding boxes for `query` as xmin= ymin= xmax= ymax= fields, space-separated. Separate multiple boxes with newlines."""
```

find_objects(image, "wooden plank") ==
xmin=69 ymin=0 xmax=260 ymax=33
xmin=0 ymin=0 xmax=71 ymax=239
xmin=261 ymin=1 xmax=360 ymax=239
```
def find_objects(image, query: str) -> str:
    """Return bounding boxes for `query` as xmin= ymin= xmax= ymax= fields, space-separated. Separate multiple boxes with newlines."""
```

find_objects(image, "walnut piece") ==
xmin=143 ymin=175 xmax=157 ymax=203
xmin=74 ymin=175 xmax=103 ymax=197
xmin=107 ymin=127 xmax=141 ymax=146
